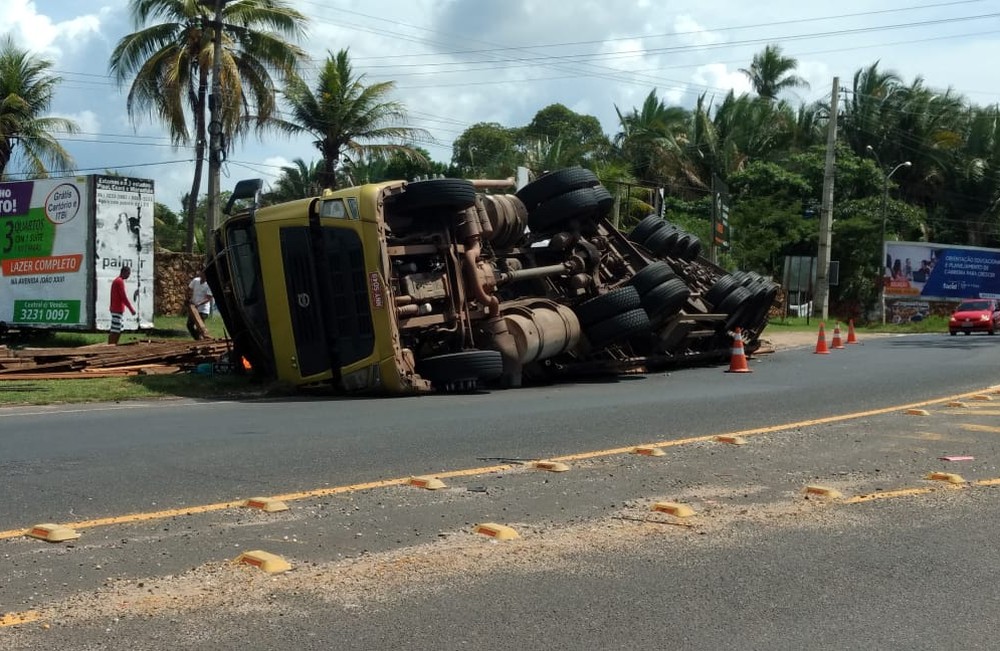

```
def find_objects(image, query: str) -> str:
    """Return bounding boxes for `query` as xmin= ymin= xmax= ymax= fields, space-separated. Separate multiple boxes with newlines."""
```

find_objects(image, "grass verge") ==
xmin=0 ymin=316 xmax=280 ymax=407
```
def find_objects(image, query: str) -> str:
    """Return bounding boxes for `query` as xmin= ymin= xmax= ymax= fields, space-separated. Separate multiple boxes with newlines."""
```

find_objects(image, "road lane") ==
xmin=4 ymin=389 xmax=1000 ymax=648
xmin=2 ymin=333 xmax=999 ymax=528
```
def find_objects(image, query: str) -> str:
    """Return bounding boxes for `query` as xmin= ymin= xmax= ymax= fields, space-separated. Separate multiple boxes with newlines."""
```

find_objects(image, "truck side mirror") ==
xmin=225 ymin=178 xmax=263 ymax=216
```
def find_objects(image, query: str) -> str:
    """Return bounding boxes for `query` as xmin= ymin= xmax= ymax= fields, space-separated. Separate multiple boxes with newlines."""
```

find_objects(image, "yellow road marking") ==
xmin=0 ymin=610 xmax=41 ymax=627
xmin=945 ymin=409 xmax=1000 ymax=416
xmin=844 ymin=487 xmax=940 ymax=503
xmin=2 ymin=386 xmax=995 ymax=541
xmin=960 ymin=423 xmax=1000 ymax=434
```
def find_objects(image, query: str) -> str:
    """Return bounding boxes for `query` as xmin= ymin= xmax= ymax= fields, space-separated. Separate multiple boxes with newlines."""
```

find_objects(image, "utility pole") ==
xmin=812 ymin=77 xmax=839 ymax=321
xmin=204 ymin=0 xmax=227 ymax=246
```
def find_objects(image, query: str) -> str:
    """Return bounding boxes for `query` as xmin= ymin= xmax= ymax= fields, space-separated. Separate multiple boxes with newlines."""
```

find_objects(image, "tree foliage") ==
xmin=0 ymin=36 xmax=79 ymax=178
xmin=109 ymin=0 xmax=307 ymax=251
xmin=274 ymin=48 xmax=429 ymax=189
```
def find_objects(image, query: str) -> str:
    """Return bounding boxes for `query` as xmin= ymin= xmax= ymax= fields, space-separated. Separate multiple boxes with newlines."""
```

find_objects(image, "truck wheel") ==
xmin=593 ymin=185 xmax=614 ymax=217
xmin=417 ymin=350 xmax=504 ymax=390
xmin=628 ymin=214 xmax=666 ymax=244
xmin=644 ymin=225 xmax=680 ymax=257
xmin=642 ymin=277 xmax=690 ymax=320
xmin=574 ymin=286 xmax=641 ymax=326
xmin=516 ymin=167 xmax=599 ymax=212
xmin=705 ymin=274 xmax=741 ymax=308
xmin=718 ymin=286 xmax=754 ymax=331
xmin=628 ymin=261 xmax=675 ymax=296
xmin=586 ymin=308 xmax=651 ymax=349
xmin=397 ymin=179 xmax=476 ymax=212
xmin=678 ymin=234 xmax=702 ymax=261
xmin=527 ymin=187 xmax=599 ymax=233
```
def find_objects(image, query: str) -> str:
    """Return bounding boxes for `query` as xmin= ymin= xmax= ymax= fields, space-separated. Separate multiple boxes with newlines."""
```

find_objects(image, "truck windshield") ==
xmin=225 ymin=221 xmax=272 ymax=349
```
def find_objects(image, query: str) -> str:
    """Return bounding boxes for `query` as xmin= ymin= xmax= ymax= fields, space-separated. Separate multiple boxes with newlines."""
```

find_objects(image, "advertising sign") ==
xmin=0 ymin=176 xmax=155 ymax=330
xmin=93 ymin=176 xmax=155 ymax=330
xmin=0 ymin=177 xmax=91 ymax=327
xmin=883 ymin=241 xmax=1000 ymax=300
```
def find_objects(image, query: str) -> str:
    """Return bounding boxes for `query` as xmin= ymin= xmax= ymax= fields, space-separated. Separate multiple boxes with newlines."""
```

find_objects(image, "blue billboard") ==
xmin=884 ymin=241 xmax=1000 ymax=300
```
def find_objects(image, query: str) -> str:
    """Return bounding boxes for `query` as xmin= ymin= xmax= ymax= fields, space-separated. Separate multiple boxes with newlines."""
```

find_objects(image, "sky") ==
xmin=3 ymin=0 xmax=1000 ymax=211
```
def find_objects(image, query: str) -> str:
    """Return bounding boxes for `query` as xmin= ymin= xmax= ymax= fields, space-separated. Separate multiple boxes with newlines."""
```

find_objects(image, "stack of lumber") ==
xmin=0 ymin=340 xmax=232 ymax=380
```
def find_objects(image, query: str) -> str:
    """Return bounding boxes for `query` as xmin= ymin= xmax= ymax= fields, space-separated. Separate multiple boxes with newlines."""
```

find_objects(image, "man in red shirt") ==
xmin=108 ymin=266 xmax=136 ymax=345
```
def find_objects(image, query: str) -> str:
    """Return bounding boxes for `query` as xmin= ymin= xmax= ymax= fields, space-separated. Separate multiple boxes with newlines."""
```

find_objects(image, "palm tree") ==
xmin=739 ymin=44 xmax=810 ymax=101
xmin=263 ymin=157 xmax=321 ymax=203
xmin=273 ymin=49 xmax=430 ymax=189
xmin=841 ymin=61 xmax=902 ymax=158
xmin=613 ymin=89 xmax=694 ymax=191
xmin=0 ymin=36 xmax=79 ymax=178
xmin=109 ymin=0 xmax=307 ymax=251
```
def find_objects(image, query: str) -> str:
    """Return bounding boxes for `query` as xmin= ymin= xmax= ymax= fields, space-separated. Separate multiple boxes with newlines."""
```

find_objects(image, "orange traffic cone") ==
xmin=814 ymin=322 xmax=830 ymax=355
xmin=831 ymin=322 xmax=845 ymax=349
xmin=726 ymin=327 xmax=752 ymax=373
xmin=846 ymin=319 xmax=859 ymax=344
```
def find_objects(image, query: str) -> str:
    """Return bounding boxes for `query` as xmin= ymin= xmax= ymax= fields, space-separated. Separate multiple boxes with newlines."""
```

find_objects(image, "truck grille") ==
xmin=279 ymin=226 xmax=374 ymax=378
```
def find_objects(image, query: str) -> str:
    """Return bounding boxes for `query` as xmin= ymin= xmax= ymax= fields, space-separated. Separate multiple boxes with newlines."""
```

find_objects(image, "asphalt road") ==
xmin=3 ymin=331 xmax=1000 ymax=649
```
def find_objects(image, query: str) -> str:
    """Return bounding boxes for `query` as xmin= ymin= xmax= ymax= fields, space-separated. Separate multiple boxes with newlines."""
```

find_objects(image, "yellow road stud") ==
xmin=926 ymin=471 xmax=965 ymax=484
xmin=407 ymin=476 xmax=446 ymax=490
xmin=0 ymin=611 xmax=41 ymax=628
xmin=947 ymin=401 xmax=967 ymax=408
xmin=531 ymin=460 xmax=570 ymax=472
xmin=235 ymin=550 xmax=292 ymax=574
xmin=804 ymin=485 xmax=843 ymax=499
xmin=651 ymin=501 xmax=696 ymax=517
xmin=904 ymin=409 xmax=930 ymax=416
xmin=630 ymin=446 xmax=666 ymax=457
xmin=473 ymin=523 xmax=519 ymax=540
xmin=243 ymin=497 xmax=289 ymax=512
xmin=26 ymin=523 xmax=80 ymax=543
xmin=970 ymin=394 xmax=992 ymax=401
xmin=715 ymin=435 xmax=747 ymax=445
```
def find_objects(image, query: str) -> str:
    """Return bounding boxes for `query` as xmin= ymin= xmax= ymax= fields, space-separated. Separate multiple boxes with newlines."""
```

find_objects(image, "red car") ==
xmin=949 ymin=299 xmax=1000 ymax=335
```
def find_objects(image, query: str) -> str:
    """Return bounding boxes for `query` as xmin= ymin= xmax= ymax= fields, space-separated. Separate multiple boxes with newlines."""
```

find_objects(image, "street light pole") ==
xmin=866 ymin=145 xmax=911 ymax=324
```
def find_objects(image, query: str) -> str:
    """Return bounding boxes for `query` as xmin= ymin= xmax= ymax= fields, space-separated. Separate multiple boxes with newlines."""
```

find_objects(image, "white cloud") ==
xmin=50 ymin=110 xmax=100 ymax=137
xmin=673 ymin=14 xmax=724 ymax=48
xmin=12 ymin=0 xmax=1000 ymax=211
xmin=692 ymin=63 xmax=752 ymax=97
xmin=1 ymin=0 xmax=103 ymax=59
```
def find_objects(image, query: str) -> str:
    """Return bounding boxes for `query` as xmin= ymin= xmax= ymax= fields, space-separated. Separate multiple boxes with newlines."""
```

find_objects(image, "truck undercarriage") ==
xmin=206 ymin=169 xmax=777 ymax=393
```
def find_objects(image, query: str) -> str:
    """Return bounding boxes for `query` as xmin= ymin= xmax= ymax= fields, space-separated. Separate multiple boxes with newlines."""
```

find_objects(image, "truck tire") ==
xmin=706 ymin=274 xmax=741 ymax=308
xmin=628 ymin=261 xmax=675 ymax=296
xmin=516 ymin=167 xmax=599 ymax=212
xmin=527 ymin=186 xmax=599 ymax=233
xmin=717 ymin=286 xmax=754 ymax=331
xmin=593 ymin=185 xmax=614 ymax=217
xmin=573 ymin=285 xmax=641 ymax=326
xmin=417 ymin=350 xmax=503 ymax=389
xmin=644 ymin=225 xmax=680 ymax=257
xmin=678 ymin=234 xmax=702 ymax=261
xmin=641 ymin=277 xmax=690 ymax=320
xmin=628 ymin=214 xmax=666 ymax=244
xmin=586 ymin=308 xmax=651 ymax=349
xmin=398 ymin=179 xmax=477 ymax=212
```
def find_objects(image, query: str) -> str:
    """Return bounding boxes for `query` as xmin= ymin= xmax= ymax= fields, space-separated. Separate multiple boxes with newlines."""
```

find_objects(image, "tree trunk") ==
xmin=319 ymin=146 xmax=338 ymax=190
xmin=0 ymin=140 xmax=10 ymax=178
xmin=185 ymin=69 xmax=209 ymax=253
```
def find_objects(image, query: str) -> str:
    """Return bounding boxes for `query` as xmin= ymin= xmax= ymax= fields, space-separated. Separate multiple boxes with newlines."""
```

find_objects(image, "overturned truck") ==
xmin=205 ymin=168 xmax=778 ymax=393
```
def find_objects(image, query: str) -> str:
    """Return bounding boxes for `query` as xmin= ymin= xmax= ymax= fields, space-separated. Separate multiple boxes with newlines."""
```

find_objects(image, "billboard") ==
xmin=883 ymin=241 xmax=1000 ymax=301
xmin=93 ymin=176 xmax=155 ymax=331
xmin=0 ymin=176 xmax=154 ymax=330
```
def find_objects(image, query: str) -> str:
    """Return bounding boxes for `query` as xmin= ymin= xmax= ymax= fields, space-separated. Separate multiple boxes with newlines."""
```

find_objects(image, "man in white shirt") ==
xmin=186 ymin=271 xmax=213 ymax=340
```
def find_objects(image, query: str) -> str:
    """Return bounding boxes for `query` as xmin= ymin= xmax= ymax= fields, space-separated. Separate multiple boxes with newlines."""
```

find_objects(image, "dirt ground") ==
xmin=758 ymin=326 xmax=889 ymax=351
